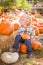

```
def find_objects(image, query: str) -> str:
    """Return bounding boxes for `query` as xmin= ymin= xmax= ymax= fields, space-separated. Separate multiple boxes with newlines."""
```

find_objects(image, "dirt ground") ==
xmin=0 ymin=49 xmax=43 ymax=65
xmin=0 ymin=56 xmax=43 ymax=65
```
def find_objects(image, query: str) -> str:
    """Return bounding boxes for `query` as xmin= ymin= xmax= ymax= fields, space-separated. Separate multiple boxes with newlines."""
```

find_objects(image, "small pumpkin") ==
xmin=39 ymin=26 xmax=43 ymax=33
xmin=34 ymin=13 xmax=42 ymax=18
xmin=32 ymin=41 xmax=42 ymax=50
xmin=14 ymin=24 xmax=19 ymax=30
xmin=21 ymin=33 xmax=28 ymax=39
xmin=35 ymin=28 xmax=40 ymax=35
xmin=39 ymin=22 xmax=43 ymax=26
xmin=32 ymin=18 xmax=37 ymax=22
xmin=20 ymin=44 xmax=27 ymax=54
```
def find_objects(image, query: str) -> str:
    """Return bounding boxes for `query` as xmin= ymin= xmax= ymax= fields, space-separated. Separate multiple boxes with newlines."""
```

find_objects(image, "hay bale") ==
xmin=0 ymin=48 xmax=2 ymax=55
xmin=0 ymin=31 xmax=17 ymax=53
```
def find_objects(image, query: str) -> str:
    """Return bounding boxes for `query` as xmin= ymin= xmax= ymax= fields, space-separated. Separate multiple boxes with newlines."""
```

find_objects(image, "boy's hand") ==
xmin=9 ymin=48 xmax=14 ymax=52
xmin=27 ymin=35 xmax=30 ymax=39
xmin=20 ymin=33 xmax=30 ymax=39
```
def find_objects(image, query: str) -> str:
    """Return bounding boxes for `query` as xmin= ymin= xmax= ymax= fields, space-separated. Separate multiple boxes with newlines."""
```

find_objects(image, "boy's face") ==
xmin=21 ymin=21 xmax=31 ymax=27
xmin=20 ymin=21 xmax=27 ymax=27
xmin=20 ymin=15 xmax=31 ymax=27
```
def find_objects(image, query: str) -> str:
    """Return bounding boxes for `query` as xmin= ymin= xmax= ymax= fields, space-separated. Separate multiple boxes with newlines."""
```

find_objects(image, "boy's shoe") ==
xmin=9 ymin=48 xmax=16 ymax=52
xmin=26 ymin=53 xmax=34 ymax=58
xmin=9 ymin=48 xmax=19 ymax=52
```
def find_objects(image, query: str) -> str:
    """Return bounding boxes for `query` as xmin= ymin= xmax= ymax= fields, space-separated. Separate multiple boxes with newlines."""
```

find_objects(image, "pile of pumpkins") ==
xmin=31 ymin=16 xmax=43 ymax=35
xmin=19 ymin=41 xmax=42 ymax=54
xmin=0 ymin=11 xmax=43 ymax=36
xmin=32 ymin=20 xmax=43 ymax=35
xmin=0 ymin=13 xmax=20 ymax=35
xmin=19 ymin=33 xmax=42 ymax=54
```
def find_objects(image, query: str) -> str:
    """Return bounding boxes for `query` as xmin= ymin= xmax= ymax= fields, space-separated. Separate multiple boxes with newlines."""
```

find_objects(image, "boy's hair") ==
xmin=26 ymin=16 xmax=31 ymax=26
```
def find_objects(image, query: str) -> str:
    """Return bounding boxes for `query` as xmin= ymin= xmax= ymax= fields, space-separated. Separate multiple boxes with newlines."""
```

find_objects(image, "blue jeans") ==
xmin=13 ymin=35 xmax=33 ymax=54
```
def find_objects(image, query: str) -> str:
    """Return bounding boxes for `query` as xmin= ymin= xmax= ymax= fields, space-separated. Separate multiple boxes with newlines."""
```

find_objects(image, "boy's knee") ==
xmin=25 ymin=39 xmax=31 ymax=44
xmin=15 ymin=35 xmax=21 ymax=40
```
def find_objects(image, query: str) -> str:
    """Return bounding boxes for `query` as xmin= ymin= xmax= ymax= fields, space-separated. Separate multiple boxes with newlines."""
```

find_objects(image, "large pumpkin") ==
xmin=14 ymin=24 xmax=19 ymax=30
xmin=20 ymin=44 xmax=27 ymax=54
xmin=32 ymin=41 xmax=42 ymax=50
xmin=0 ymin=23 xmax=10 ymax=34
xmin=1 ymin=52 xmax=19 ymax=64
xmin=1 ymin=26 xmax=13 ymax=35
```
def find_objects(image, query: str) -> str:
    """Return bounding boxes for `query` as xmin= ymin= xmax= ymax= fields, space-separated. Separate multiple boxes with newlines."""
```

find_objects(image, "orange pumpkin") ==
xmin=35 ymin=28 xmax=40 ymax=35
xmin=32 ymin=18 xmax=37 ymax=22
xmin=39 ymin=22 xmax=43 ymax=26
xmin=20 ymin=44 xmax=27 ymax=54
xmin=14 ymin=24 xmax=19 ymax=30
xmin=34 ymin=13 xmax=42 ymax=18
xmin=39 ymin=28 xmax=43 ymax=33
xmin=1 ymin=25 xmax=13 ymax=35
xmin=0 ymin=23 xmax=10 ymax=34
xmin=32 ymin=41 xmax=42 ymax=50
xmin=21 ymin=33 xmax=28 ymax=39
xmin=39 ymin=26 xmax=43 ymax=33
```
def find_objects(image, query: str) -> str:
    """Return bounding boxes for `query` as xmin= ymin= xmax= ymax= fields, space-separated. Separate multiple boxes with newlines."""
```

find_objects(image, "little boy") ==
xmin=10 ymin=16 xmax=35 ymax=58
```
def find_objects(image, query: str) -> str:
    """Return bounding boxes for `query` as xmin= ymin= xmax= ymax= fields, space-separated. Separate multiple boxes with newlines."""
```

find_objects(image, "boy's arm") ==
xmin=31 ymin=29 xmax=35 ymax=39
xmin=17 ymin=26 xmax=25 ymax=35
xmin=26 ymin=26 xmax=35 ymax=40
xmin=30 ymin=27 xmax=36 ymax=42
xmin=17 ymin=26 xmax=22 ymax=35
